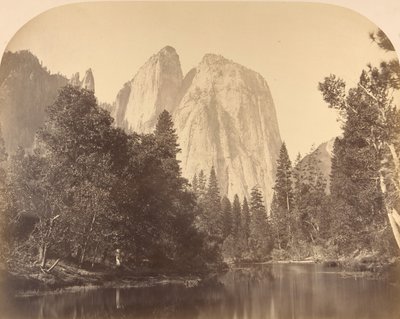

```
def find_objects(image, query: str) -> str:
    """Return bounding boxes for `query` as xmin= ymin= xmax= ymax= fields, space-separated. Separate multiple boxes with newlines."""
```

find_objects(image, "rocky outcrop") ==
xmin=69 ymin=68 xmax=95 ymax=92
xmin=113 ymin=46 xmax=183 ymax=133
xmin=113 ymin=48 xmax=282 ymax=202
xmin=81 ymin=68 xmax=95 ymax=92
xmin=297 ymin=138 xmax=335 ymax=193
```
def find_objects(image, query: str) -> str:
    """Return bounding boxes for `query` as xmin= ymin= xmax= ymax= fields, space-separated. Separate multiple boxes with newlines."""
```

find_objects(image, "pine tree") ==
xmin=155 ymin=110 xmax=181 ymax=157
xmin=232 ymin=194 xmax=241 ymax=242
xmin=198 ymin=170 xmax=206 ymax=192
xmin=192 ymin=171 xmax=206 ymax=204
xmin=221 ymin=196 xmax=232 ymax=239
xmin=204 ymin=166 xmax=223 ymax=241
xmin=231 ymin=194 xmax=245 ymax=258
xmin=242 ymin=197 xmax=250 ymax=246
xmin=154 ymin=110 xmax=185 ymax=191
xmin=271 ymin=142 xmax=294 ymax=249
xmin=192 ymin=173 xmax=198 ymax=193
xmin=274 ymin=142 xmax=293 ymax=211
xmin=270 ymin=191 xmax=286 ymax=249
xmin=249 ymin=187 xmax=272 ymax=260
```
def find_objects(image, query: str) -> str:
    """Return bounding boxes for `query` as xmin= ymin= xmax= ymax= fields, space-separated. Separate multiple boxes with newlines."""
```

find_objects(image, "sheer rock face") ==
xmin=113 ymin=46 xmax=183 ymax=133
xmin=113 ymin=48 xmax=282 ymax=202
xmin=174 ymin=54 xmax=282 ymax=202
xmin=0 ymin=51 xmax=68 ymax=152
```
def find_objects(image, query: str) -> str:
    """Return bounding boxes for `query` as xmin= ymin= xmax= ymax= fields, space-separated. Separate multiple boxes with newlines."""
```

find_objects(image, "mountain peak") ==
xmin=201 ymin=53 xmax=230 ymax=65
xmin=69 ymin=69 xmax=95 ymax=92
xmin=112 ymin=49 xmax=281 ymax=202
xmin=82 ymin=68 xmax=95 ymax=92
xmin=158 ymin=46 xmax=177 ymax=55
xmin=112 ymin=46 xmax=183 ymax=133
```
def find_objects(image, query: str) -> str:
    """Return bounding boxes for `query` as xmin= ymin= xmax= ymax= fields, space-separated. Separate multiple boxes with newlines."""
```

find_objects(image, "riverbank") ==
xmin=3 ymin=253 xmax=399 ymax=297
xmin=1 ymin=259 xmax=225 ymax=297
xmin=226 ymin=249 xmax=400 ymax=279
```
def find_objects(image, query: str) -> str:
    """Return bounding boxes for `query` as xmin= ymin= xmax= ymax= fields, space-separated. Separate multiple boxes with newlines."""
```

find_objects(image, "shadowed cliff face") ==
xmin=113 ymin=48 xmax=282 ymax=202
xmin=0 ymin=51 xmax=68 ymax=152
xmin=0 ymin=51 xmax=97 ymax=153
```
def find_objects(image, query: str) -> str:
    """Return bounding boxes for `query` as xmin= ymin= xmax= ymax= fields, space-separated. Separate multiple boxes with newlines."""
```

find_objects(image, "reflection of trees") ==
xmin=8 ymin=265 xmax=400 ymax=319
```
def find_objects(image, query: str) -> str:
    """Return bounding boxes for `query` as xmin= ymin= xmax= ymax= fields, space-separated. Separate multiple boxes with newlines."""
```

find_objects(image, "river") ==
xmin=2 ymin=263 xmax=400 ymax=319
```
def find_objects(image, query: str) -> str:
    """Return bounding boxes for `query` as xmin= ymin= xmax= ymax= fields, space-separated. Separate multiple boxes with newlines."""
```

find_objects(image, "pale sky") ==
xmin=5 ymin=2 xmax=398 ymax=160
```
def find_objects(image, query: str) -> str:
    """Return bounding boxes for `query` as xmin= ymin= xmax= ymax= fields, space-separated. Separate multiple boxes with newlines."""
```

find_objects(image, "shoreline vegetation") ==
xmin=5 ymin=253 xmax=399 ymax=297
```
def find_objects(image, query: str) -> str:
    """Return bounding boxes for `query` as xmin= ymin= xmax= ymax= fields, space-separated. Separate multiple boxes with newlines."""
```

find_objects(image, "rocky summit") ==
xmin=112 ymin=46 xmax=183 ymax=133
xmin=69 ymin=68 xmax=95 ymax=92
xmin=113 ymin=47 xmax=282 ymax=202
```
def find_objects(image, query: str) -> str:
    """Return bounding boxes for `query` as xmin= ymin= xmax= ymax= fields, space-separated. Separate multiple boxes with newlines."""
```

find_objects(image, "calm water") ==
xmin=2 ymin=264 xmax=400 ymax=319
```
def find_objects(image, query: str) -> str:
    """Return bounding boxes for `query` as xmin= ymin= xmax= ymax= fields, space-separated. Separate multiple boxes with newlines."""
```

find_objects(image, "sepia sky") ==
xmin=5 ymin=2 xmax=398 ymax=159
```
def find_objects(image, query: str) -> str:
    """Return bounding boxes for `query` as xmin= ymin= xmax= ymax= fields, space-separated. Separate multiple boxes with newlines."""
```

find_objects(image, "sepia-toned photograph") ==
xmin=0 ymin=1 xmax=400 ymax=318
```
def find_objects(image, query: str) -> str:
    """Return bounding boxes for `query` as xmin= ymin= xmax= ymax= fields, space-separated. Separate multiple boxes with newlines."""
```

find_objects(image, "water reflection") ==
xmin=2 ymin=264 xmax=400 ymax=319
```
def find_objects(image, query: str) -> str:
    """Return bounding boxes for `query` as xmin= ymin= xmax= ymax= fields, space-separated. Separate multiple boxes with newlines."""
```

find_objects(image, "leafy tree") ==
xmin=34 ymin=86 xmax=122 ymax=267
xmin=4 ymin=87 xmax=216 ymax=272
xmin=0 ymin=125 xmax=9 ymax=265
xmin=8 ymin=148 xmax=69 ymax=268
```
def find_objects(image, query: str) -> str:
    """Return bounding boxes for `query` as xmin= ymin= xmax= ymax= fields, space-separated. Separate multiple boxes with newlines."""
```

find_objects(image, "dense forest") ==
xmin=0 ymin=30 xmax=400 ymax=281
xmin=0 ymin=85 xmax=276 ymax=275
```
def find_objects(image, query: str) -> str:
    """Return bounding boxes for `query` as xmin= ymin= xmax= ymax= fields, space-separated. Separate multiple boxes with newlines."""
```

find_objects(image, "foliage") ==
xmin=318 ymin=29 xmax=400 ymax=255
xmin=0 ymin=125 xmax=9 ymax=265
xmin=5 ymin=86 xmax=214 ymax=272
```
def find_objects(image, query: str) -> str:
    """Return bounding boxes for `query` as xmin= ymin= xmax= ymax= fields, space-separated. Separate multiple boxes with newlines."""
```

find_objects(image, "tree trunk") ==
xmin=388 ymin=211 xmax=400 ymax=249
xmin=46 ymin=258 xmax=60 ymax=273
xmin=80 ymin=212 xmax=97 ymax=265
xmin=91 ymin=242 xmax=99 ymax=268
xmin=115 ymin=249 xmax=122 ymax=267
xmin=39 ymin=244 xmax=47 ymax=268
xmin=387 ymin=143 xmax=400 ymax=177
xmin=380 ymin=144 xmax=400 ymax=250
xmin=80 ymin=246 xmax=87 ymax=265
